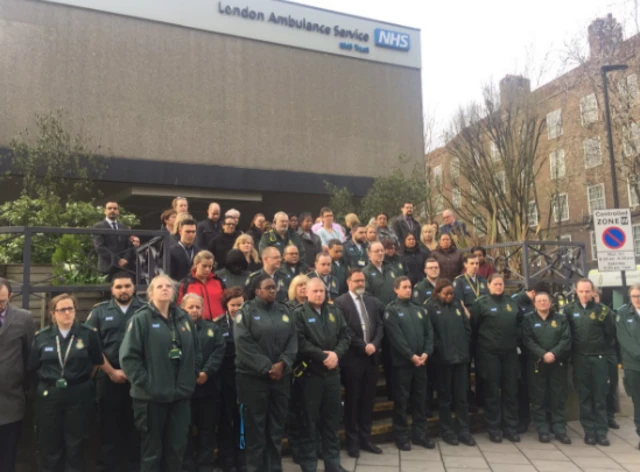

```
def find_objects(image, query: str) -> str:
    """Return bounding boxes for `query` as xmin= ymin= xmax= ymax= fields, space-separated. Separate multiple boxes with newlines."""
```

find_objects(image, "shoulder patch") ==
xmin=235 ymin=314 xmax=243 ymax=324
xmin=384 ymin=311 xmax=389 ymax=320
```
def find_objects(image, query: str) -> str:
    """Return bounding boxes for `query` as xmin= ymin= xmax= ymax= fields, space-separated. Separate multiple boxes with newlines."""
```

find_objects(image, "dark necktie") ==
xmin=357 ymin=295 xmax=371 ymax=343
xmin=111 ymin=222 xmax=117 ymax=230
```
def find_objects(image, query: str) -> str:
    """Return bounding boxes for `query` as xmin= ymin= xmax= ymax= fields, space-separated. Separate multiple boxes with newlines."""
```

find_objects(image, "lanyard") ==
xmin=464 ymin=274 xmax=480 ymax=298
xmin=56 ymin=334 xmax=75 ymax=378
xmin=169 ymin=315 xmax=178 ymax=346
xmin=179 ymin=243 xmax=194 ymax=263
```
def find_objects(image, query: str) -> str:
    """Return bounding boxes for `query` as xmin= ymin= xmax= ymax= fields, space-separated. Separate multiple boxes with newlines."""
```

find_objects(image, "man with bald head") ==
xmin=440 ymin=209 xmax=469 ymax=238
xmin=196 ymin=202 xmax=222 ymax=250
xmin=259 ymin=211 xmax=306 ymax=261
xmin=244 ymin=246 xmax=292 ymax=303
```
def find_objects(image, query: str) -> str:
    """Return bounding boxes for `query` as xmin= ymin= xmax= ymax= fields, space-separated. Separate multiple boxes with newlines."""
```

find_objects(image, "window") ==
xmin=433 ymin=165 xmax=442 ymax=187
xmin=634 ymin=225 xmax=640 ymax=257
xmin=559 ymin=234 xmax=572 ymax=242
xmin=623 ymin=122 xmax=640 ymax=157
xmin=490 ymin=141 xmax=501 ymax=162
xmin=590 ymin=231 xmax=597 ymax=260
xmin=549 ymin=149 xmax=566 ymax=179
xmin=528 ymin=201 xmax=538 ymax=227
xmin=547 ymin=109 xmax=562 ymax=139
xmin=434 ymin=194 xmax=444 ymax=214
xmin=587 ymin=183 xmax=606 ymax=213
xmin=450 ymin=157 xmax=459 ymax=180
xmin=620 ymin=74 xmax=639 ymax=107
xmin=580 ymin=93 xmax=598 ymax=125
xmin=495 ymin=171 xmax=506 ymax=193
xmin=629 ymin=176 xmax=640 ymax=207
xmin=451 ymin=188 xmax=461 ymax=209
xmin=583 ymin=137 xmax=602 ymax=169
xmin=552 ymin=193 xmax=569 ymax=222
xmin=473 ymin=216 xmax=485 ymax=236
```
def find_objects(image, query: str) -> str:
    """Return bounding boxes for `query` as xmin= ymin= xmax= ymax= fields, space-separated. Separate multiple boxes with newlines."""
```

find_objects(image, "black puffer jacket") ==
xmin=401 ymin=245 xmax=428 ymax=286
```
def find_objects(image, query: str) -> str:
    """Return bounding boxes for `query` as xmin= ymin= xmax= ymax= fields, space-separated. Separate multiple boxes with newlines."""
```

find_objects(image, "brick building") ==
xmin=426 ymin=14 xmax=640 ymax=276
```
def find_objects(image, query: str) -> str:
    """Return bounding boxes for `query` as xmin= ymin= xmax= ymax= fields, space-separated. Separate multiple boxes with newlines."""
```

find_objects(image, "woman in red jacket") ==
xmin=178 ymin=250 xmax=226 ymax=320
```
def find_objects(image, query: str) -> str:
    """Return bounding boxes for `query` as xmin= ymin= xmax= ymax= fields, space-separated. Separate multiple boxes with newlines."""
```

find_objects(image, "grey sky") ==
xmin=297 ymin=0 xmax=637 ymax=146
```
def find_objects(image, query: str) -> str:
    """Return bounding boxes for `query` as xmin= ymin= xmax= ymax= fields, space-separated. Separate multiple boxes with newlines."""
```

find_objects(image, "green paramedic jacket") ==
xmin=521 ymin=310 xmax=571 ymax=361
xmin=615 ymin=304 xmax=640 ymax=372
xmin=384 ymin=298 xmax=434 ymax=367
xmin=425 ymin=297 xmax=471 ymax=364
xmin=563 ymin=300 xmax=614 ymax=356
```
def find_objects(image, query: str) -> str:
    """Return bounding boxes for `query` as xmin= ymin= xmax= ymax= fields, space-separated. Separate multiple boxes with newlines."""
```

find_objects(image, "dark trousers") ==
xmin=295 ymin=371 xmax=342 ymax=472
xmin=478 ymin=350 xmax=519 ymax=435
xmin=341 ymin=357 xmax=378 ymax=450
xmin=132 ymin=399 xmax=191 ymax=472
xmin=623 ymin=369 xmax=640 ymax=437
xmin=572 ymin=354 xmax=609 ymax=438
xmin=218 ymin=366 xmax=242 ymax=469
xmin=382 ymin=337 xmax=394 ymax=400
xmin=0 ymin=420 xmax=22 ymax=472
xmin=606 ymin=353 xmax=619 ymax=422
xmin=392 ymin=364 xmax=427 ymax=444
xmin=436 ymin=363 xmax=470 ymax=438
xmin=236 ymin=373 xmax=290 ymax=472
xmin=527 ymin=359 xmax=568 ymax=435
xmin=518 ymin=354 xmax=530 ymax=429
xmin=184 ymin=394 xmax=218 ymax=472
xmin=36 ymin=380 xmax=94 ymax=472
xmin=96 ymin=372 xmax=140 ymax=472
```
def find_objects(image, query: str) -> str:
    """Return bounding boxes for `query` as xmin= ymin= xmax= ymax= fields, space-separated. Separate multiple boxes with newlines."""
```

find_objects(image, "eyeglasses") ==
xmin=260 ymin=286 xmax=277 ymax=291
xmin=55 ymin=307 xmax=75 ymax=314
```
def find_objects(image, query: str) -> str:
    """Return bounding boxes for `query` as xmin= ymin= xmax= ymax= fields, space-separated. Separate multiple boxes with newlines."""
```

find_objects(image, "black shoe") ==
xmin=347 ymin=448 xmax=360 ymax=458
xmin=458 ymin=434 xmax=476 ymax=447
xmin=442 ymin=435 xmax=459 ymax=446
xmin=360 ymin=442 xmax=383 ymax=454
xmin=597 ymin=437 xmax=610 ymax=446
xmin=413 ymin=437 xmax=436 ymax=449
xmin=584 ymin=435 xmax=597 ymax=446
xmin=505 ymin=432 xmax=521 ymax=443
xmin=317 ymin=451 xmax=324 ymax=460
xmin=608 ymin=419 xmax=620 ymax=429
xmin=489 ymin=433 xmax=503 ymax=443
xmin=397 ymin=442 xmax=411 ymax=451
xmin=554 ymin=434 xmax=572 ymax=445
xmin=538 ymin=433 xmax=551 ymax=444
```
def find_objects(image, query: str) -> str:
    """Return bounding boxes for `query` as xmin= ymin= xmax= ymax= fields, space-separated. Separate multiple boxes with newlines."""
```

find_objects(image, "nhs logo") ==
xmin=374 ymin=29 xmax=410 ymax=52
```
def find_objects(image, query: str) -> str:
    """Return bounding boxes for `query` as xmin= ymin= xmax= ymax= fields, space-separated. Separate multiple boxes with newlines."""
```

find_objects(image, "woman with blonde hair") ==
xmin=30 ymin=293 xmax=103 ymax=471
xmin=233 ymin=233 xmax=262 ymax=271
xmin=344 ymin=213 xmax=361 ymax=240
xmin=365 ymin=224 xmax=379 ymax=244
xmin=177 ymin=250 xmax=226 ymax=320
xmin=286 ymin=274 xmax=309 ymax=310
xmin=172 ymin=197 xmax=189 ymax=214
xmin=420 ymin=224 xmax=438 ymax=252
xmin=120 ymin=274 xmax=201 ymax=472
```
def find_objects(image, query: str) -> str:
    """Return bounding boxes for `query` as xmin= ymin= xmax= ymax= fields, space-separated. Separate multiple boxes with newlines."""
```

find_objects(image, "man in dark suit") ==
xmin=196 ymin=202 xmax=222 ymax=251
xmin=92 ymin=201 xmax=134 ymax=279
xmin=334 ymin=268 xmax=384 ymax=458
xmin=0 ymin=278 xmax=34 ymax=472
xmin=168 ymin=218 xmax=200 ymax=281
xmin=391 ymin=201 xmax=420 ymax=249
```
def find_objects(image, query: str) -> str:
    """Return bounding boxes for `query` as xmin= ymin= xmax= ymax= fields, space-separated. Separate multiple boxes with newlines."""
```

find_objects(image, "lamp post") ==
xmin=601 ymin=64 xmax=629 ymax=293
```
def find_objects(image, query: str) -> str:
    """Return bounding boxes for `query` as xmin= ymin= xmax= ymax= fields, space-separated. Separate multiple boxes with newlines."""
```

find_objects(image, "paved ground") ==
xmin=283 ymin=417 xmax=640 ymax=472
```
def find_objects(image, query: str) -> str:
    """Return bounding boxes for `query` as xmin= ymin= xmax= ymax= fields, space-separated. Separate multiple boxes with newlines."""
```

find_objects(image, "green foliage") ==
xmin=51 ymin=234 xmax=108 ymax=285
xmin=324 ymin=181 xmax=356 ymax=222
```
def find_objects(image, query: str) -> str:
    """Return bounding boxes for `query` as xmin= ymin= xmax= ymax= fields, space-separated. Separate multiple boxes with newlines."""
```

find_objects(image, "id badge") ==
xmin=168 ymin=347 xmax=182 ymax=360
xmin=56 ymin=378 xmax=68 ymax=389
xmin=358 ymin=260 xmax=365 ymax=267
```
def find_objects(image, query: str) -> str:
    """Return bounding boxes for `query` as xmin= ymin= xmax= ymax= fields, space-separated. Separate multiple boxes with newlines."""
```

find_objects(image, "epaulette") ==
xmin=248 ymin=270 xmax=262 ymax=278
xmin=35 ymin=325 xmax=52 ymax=336
xmin=454 ymin=274 xmax=464 ymax=280
xmin=78 ymin=323 xmax=97 ymax=333
xmin=93 ymin=300 xmax=109 ymax=308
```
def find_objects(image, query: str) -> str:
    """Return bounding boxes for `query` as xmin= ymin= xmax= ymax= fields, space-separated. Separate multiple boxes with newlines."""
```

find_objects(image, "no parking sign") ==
xmin=594 ymin=209 xmax=636 ymax=272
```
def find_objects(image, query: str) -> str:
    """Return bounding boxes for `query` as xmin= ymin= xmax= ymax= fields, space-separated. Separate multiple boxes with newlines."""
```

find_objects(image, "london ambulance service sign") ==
xmin=37 ymin=0 xmax=422 ymax=69
xmin=594 ymin=209 xmax=636 ymax=272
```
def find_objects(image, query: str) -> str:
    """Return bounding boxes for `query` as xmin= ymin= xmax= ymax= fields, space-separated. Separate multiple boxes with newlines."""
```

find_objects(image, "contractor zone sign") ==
xmin=594 ymin=209 xmax=636 ymax=272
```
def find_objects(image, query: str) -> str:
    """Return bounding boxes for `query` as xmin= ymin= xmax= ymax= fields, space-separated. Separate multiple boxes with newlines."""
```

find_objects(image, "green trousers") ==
xmin=132 ymin=398 xmax=191 ymax=472
xmin=518 ymin=354 xmax=530 ymax=429
xmin=392 ymin=365 xmax=427 ymax=444
xmin=572 ymin=353 xmax=609 ymax=438
xmin=183 ymin=393 xmax=218 ymax=472
xmin=623 ymin=369 xmax=640 ymax=437
xmin=36 ymin=380 xmax=94 ymax=472
xmin=294 ymin=371 xmax=342 ymax=472
xmin=527 ymin=359 xmax=568 ymax=435
xmin=236 ymin=373 xmax=290 ymax=472
xmin=477 ymin=350 xmax=519 ymax=435
xmin=436 ymin=363 xmax=469 ymax=438
xmin=606 ymin=353 xmax=619 ymax=422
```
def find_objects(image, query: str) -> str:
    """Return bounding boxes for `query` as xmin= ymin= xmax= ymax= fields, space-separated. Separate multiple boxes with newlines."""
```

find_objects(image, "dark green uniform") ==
xmin=184 ymin=318 xmax=226 ymax=472
xmin=384 ymin=298 xmax=434 ymax=445
xmin=385 ymin=254 xmax=405 ymax=277
xmin=412 ymin=278 xmax=436 ymax=306
xmin=119 ymin=303 xmax=202 ymax=472
xmin=453 ymin=274 xmax=488 ymax=308
xmin=470 ymin=294 xmax=521 ymax=436
xmin=258 ymin=229 xmax=306 ymax=261
xmin=29 ymin=323 xmax=103 ymax=472
xmin=293 ymin=302 xmax=350 ymax=472
xmin=234 ymin=297 xmax=297 ymax=472
xmin=615 ymin=305 xmax=640 ymax=438
xmin=563 ymin=300 xmax=614 ymax=439
xmin=512 ymin=290 xmax=534 ymax=432
xmin=282 ymin=261 xmax=310 ymax=278
xmin=86 ymin=297 xmax=144 ymax=472
xmin=306 ymin=270 xmax=340 ymax=302
xmin=245 ymin=269 xmax=292 ymax=303
xmin=217 ymin=268 xmax=250 ymax=289
xmin=521 ymin=310 xmax=571 ymax=435
xmin=215 ymin=313 xmax=244 ymax=471
xmin=331 ymin=260 xmax=348 ymax=295
xmin=426 ymin=298 xmax=471 ymax=440
xmin=343 ymin=240 xmax=369 ymax=269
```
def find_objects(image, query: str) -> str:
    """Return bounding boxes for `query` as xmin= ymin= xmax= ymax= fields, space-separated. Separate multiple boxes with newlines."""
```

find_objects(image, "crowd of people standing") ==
xmin=0 ymin=198 xmax=639 ymax=472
